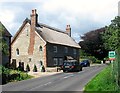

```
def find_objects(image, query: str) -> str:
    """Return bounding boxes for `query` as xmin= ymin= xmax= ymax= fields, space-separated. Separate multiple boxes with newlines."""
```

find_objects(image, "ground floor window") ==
xmin=53 ymin=58 xmax=58 ymax=66
xmin=59 ymin=58 xmax=63 ymax=66
xmin=53 ymin=58 xmax=63 ymax=66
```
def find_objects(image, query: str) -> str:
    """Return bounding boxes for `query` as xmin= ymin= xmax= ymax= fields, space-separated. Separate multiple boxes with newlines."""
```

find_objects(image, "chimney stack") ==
xmin=65 ymin=25 xmax=71 ymax=37
xmin=28 ymin=9 xmax=38 ymax=55
xmin=31 ymin=9 xmax=38 ymax=26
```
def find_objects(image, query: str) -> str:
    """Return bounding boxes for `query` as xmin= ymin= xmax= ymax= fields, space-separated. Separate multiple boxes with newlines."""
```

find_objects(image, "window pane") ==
xmin=65 ymin=47 xmax=68 ymax=53
xmin=53 ymin=58 xmax=58 ymax=66
xmin=73 ymin=49 xmax=76 ymax=54
xmin=39 ymin=46 xmax=42 ymax=51
xmin=53 ymin=46 xmax=57 ymax=53
xmin=59 ymin=58 xmax=63 ymax=65
xmin=16 ymin=49 xmax=19 ymax=56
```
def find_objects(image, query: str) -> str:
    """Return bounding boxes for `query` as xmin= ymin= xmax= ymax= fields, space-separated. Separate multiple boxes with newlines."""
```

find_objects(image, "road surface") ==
xmin=2 ymin=64 xmax=106 ymax=92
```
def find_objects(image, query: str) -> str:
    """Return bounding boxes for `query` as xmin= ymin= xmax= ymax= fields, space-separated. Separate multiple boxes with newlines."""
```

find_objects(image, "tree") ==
xmin=0 ymin=23 xmax=9 ymax=55
xmin=79 ymin=28 xmax=108 ymax=60
xmin=102 ymin=16 xmax=120 ymax=50
xmin=102 ymin=16 xmax=120 ymax=87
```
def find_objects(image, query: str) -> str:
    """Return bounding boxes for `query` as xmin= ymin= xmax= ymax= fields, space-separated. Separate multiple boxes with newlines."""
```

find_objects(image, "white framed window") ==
xmin=65 ymin=47 xmax=68 ymax=53
xmin=73 ymin=49 xmax=76 ymax=55
xmin=53 ymin=58 xmax=58 ymax=66
xmin=40 ymin=61 xmax=43 ymax=66
xmin=39 ymin=46 xmax=42 ymax=51
xmin=53 ymin=46 xmax=57 ymax=53
xmin=59 ymin=58 xmax=63 ymax=66
xmin=29 ymin=58 xmax=31 ymax=62
xmin=16 ymin=48 xmax=19 ymax=56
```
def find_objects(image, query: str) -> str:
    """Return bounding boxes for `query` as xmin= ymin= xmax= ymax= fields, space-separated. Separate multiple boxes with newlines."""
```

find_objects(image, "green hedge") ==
xmin=0 ymin=65 xmax=33 ymax=84
xmin=80 ymin=56 xmax=101 ymax=64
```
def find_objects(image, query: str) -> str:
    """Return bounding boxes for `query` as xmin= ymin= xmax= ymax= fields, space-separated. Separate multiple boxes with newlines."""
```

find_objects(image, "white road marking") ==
xmin=29 ymin=82 xmax=52 ymax=90
xmin=63 ymin=74 xmax=74 ymax=79
xmin=44 ymin=82 xmax=52 ymax=86
xmin=29 ymin=73 xmax=75 ymax=90
xmin=29 ymin=84 xmax=44 ymax=90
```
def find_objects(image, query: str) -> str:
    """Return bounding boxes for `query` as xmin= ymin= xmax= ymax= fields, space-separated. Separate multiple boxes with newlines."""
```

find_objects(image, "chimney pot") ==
xmin=32 ymin=9 xmax=37 ymax=15
xmin=65 ymin=24 xmax=71 ymax=37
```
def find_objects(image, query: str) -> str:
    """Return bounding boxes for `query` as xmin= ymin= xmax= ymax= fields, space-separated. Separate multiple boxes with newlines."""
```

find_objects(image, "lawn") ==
xmin=84 ymin=64 xmax=120 ymax=92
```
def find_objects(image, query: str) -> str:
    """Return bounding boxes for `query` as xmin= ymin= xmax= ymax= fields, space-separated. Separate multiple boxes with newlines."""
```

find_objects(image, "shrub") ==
xmin=33 ymin=65 xmax=37 ymax=72
xmin=1 ymin=65 xmax=32 ymax=84
xmin=41 ymin=66 xmax=45 ymax=72
xmin=1 ymin=65 xmax=11 ymax=84
xmin=26 ymin=64 xmax=30 ymax=72
xmin=87 ymin=56 xmax=97 ymax=63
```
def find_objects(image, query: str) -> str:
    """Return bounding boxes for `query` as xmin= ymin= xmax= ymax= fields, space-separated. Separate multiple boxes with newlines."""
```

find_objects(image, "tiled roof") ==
xmin=11 ymin=18 xmax=80 ymax=48
xmin=36 ymin=23 xmax=81 ymax=48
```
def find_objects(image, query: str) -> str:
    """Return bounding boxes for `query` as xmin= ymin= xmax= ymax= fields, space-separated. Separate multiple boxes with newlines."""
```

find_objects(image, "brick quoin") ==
xmin=28 ymin=9 xmax=38 ymax=55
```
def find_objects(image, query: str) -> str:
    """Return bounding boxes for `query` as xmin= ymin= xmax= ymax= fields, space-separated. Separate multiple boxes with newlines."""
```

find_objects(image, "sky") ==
xmin=0 ymin=0 xmax=119 ymax=42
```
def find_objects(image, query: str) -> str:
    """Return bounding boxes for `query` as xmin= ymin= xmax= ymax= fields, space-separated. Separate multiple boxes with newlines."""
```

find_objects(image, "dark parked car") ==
xmin=61 ymin=60 xmax=82 ymax=72
xmin=80 ymin=60 xmax=90 ymax=67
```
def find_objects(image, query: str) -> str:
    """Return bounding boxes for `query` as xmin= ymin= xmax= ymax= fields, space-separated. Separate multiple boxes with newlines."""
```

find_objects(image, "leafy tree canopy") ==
xmin=79 ymin=28 xmax=108 ymax=60
xmin=0 ymin=23 xmax=9 ymax=55
xmin=102 ymin=16 xmax=120 ymax=50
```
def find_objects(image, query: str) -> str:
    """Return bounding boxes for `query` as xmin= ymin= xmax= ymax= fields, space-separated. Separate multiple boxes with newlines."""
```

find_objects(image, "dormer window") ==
xmin=16 ymin=48 xmax=19 ymax=56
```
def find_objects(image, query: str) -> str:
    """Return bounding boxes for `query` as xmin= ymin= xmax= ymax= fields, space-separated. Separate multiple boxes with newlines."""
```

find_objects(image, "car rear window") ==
xmin=63 ymin=62 xmax=72 ymax=66
xmin=63 ymin=62 xmax=78 ymax=66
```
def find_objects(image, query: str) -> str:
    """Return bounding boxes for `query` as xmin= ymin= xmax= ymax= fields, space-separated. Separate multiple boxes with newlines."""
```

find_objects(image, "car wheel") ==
xmin=63 ymin=70 xmax=66 ymax=72
xmin=80 ymin=68 xmax=82 ymax=71
xmin=87 ymin=64 xmax=90 ymax=67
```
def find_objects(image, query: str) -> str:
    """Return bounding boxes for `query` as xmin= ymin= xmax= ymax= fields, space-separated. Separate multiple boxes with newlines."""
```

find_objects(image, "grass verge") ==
xmin=84 ymin=64 xmax=120 ymax=92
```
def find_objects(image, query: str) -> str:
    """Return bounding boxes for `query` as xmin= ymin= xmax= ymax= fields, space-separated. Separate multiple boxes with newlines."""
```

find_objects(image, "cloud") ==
xmin=0 ymin=0 xmax=119 ymax=42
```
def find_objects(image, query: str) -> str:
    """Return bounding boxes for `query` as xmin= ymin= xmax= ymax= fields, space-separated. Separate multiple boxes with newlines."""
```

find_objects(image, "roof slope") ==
xmin=36 ymin=23 xmax=80 ymax=48
xmin=11 ymin=18 xmax=80 ymax=48
xmin=11 ymin=18 xmax=30 ymax=44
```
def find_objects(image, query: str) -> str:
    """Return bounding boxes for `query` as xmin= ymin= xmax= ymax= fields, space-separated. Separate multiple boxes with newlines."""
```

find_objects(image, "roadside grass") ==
xmin=84 ymin=64 xmax=120 ymax=92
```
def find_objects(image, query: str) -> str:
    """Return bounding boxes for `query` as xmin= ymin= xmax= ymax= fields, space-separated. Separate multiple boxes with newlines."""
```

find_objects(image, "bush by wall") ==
xmin=0 ymin=65 xmax=32 ymax=84
xmin=26 ymin=64 xmax=30 ymax=72
xmin=33 ymin=65 xmax=37 ymax=72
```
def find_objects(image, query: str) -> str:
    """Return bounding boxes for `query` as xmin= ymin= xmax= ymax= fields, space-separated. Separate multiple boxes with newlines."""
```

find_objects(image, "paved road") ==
xmin=2 ymin=64 xmax=106 ymax=92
